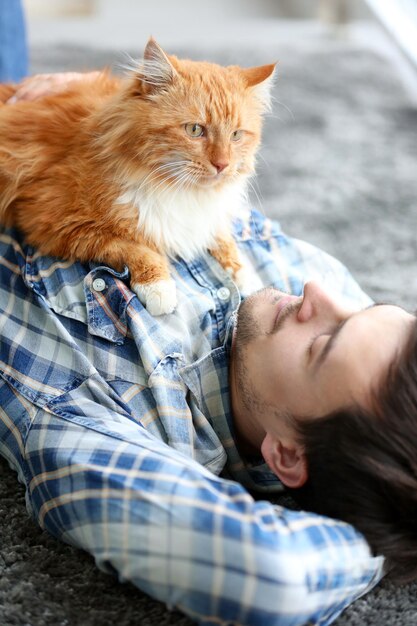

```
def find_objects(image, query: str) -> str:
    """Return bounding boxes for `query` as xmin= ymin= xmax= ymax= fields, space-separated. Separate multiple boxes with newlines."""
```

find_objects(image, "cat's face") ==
xmin=120 ymin=39 xmax=275 ymax=193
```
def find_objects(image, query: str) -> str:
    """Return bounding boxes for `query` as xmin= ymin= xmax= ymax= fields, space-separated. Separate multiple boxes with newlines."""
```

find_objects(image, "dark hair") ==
xmin=290 ymin=317 xmax=417 ymax=583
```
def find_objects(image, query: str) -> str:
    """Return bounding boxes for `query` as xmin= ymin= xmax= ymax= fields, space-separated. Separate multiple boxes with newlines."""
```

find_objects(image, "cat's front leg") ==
xmin=129 ymin=250 xmax=177 ymax=315
xmin=99 ymin=240 xmax=177 ymax=316
xmin=132 ymin=279 xmax=177 ymax=316
xmin=210 ymin=235 xmax=260 ymax=296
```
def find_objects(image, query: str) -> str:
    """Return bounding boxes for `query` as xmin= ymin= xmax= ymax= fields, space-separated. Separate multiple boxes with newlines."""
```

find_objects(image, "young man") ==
xmin=231 ymin=280 xmax=417 ymax=584
xmin=1 ymin=204 xmax=404 ymax=626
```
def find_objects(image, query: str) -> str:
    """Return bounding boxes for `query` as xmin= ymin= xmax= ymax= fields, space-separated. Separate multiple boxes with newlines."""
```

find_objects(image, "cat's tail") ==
xmin=0 ymin=84 xmax=17 ymax=105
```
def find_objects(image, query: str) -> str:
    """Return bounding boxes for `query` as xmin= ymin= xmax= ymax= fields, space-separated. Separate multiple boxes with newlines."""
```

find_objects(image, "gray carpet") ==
xmin=1 ymin=36 xmax=417 ymax=625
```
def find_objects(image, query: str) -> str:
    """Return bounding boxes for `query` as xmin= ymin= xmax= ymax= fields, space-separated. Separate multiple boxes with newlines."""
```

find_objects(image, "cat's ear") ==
xmin=129 ymin=37 xmax=177 ymax=98
xmin=241 ymin=63 xmax=276 ymax=111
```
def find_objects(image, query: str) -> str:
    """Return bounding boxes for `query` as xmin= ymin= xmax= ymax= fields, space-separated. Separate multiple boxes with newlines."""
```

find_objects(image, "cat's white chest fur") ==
xmin=114 ymin=178 xmax=250 ymax=315
xmin=116 ymin=179 xmax=246 ymax=261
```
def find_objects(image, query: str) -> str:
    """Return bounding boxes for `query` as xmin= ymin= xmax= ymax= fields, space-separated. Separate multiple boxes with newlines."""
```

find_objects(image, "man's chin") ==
xmin=235 ymin=288 xmax=271 ymax=344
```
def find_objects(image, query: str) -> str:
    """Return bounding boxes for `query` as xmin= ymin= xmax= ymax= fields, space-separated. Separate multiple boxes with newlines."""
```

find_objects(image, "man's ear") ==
xmin=260 ymin=432 xmax=308 ymax=488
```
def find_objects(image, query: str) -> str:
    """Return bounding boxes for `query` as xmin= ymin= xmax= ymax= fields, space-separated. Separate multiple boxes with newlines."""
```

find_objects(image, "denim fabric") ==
xmin=0 ymin=0 xmax=28 ymax=81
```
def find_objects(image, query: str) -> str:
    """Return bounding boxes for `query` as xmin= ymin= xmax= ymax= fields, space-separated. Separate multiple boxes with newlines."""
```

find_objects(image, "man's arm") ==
xmin=3 ymin=71 xmax=103 ymax=103
xmin=0 ymin=373 xmax=383 ymax=626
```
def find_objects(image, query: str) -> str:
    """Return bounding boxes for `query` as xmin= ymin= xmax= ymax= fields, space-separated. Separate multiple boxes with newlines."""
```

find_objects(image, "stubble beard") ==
xmin=233 ymin=289 xmax=274 ymax=414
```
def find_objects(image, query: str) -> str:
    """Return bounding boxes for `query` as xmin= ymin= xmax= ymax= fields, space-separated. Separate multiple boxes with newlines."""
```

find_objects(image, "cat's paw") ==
xmin=234 ymin=265 xmax=263 ymax=296
xmin=132 ymin=279 xmax=177 ymax=316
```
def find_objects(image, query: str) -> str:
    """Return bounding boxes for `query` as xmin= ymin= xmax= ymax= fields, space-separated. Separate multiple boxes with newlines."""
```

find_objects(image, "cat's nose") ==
xmin=211 ymin=160 xmax=229 ymax=174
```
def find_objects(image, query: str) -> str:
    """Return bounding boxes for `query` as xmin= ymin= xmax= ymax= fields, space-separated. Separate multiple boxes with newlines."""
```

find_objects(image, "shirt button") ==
xmin=217 ymin=287 xmax=230 ymax=302
xmin=92 ymin=278 xmax=107 ymax=292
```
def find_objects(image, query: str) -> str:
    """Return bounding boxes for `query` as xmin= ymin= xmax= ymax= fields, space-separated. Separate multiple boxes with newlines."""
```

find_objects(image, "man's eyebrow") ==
xmin=315 ymin=303 xmax=384 ymax=369
xmin=315 ymin=318 xmax=349 ymax=369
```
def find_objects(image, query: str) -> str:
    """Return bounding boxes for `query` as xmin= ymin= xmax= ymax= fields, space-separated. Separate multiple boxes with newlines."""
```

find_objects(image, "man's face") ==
xmin=230 ymin=281 xmax=415 ymax=482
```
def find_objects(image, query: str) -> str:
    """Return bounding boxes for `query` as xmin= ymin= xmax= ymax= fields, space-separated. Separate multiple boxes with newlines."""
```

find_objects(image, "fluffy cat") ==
xmin=0 ymin=38 xmax=275 ymax=315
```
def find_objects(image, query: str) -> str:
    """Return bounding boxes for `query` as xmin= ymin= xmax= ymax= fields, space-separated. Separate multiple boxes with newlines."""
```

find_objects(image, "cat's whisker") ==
xmin=140 ymin=160 xmax=190 ymax=179
xmin=144 ymin=162 xmax=191 ymax=186
xmin=166 ymin=168 xmax=198 ymax=206
xmin=168 ymin=168 xmax=194 ymax=198
xmin=161 ymin=179 xmax=188 ymax=212
xmin=149 ymin=165 xmax=190 ymax=191
xmin=246 ymin=178 xmax=265 ymax=214
xmin=139 ymin=167 xmax=190 ymax=204
xmin=138 ymin=161 xmax=190 ymax=190
xmin=255 ymin=152 xmax=270 ymax=169
xmin=135 ymin=163 xmax=191 ymax=201
xmin=185 ymin=171 xmax=199 ymax=190
xmin=144 ymin=161 xmax=190 ymax=176
xmin=269 ymin=95 xmax=295 ymax=122
xmin=250 ymin=174 xmax=265 ymax=202
xmin=165 ymin=168 xmax=189 ymax=190
xmin=245 ymin=177 xmax=266 ymax=239
xmin=137 ymin=171 xmax=182 ymax=198
xmin=181 ymin=171 xmax=198 ymax=194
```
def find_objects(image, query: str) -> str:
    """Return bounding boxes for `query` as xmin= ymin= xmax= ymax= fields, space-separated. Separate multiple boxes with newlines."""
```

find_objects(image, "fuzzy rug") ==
xmin=1 ymin=38 xmax=417 ymax=625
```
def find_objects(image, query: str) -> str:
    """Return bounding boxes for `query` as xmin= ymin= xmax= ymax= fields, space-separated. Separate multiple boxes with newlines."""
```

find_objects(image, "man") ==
xmin=1 ymin=203 xmax=401 ymax=626
xmin=231 ymin=280 xmax=417 ymax=585
xmin=0 ymin=75 xmax=415 ymax=626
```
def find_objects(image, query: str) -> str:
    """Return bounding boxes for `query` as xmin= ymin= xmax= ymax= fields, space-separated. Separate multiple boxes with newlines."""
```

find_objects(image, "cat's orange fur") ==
xmin=0 ymin=38 xmax=275 ymax=315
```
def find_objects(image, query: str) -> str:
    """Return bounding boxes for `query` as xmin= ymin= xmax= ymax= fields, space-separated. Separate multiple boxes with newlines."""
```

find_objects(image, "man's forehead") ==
xmin=352 ymin=303 xmax=414 ymax=331
xmin=327 ymin=305 xmax=415 ymax=403
xmin=337 ymin=303 xmax=412 ymax=344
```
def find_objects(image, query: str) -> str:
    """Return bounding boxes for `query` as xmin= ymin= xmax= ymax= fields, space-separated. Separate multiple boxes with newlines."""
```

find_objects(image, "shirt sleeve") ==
xmin=0 ymin=376 xmax=383 ymax=626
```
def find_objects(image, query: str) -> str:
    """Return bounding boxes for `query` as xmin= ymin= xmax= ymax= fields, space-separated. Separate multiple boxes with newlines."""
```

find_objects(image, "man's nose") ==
xmin=296 ymin=281 xmax=349 ymax=323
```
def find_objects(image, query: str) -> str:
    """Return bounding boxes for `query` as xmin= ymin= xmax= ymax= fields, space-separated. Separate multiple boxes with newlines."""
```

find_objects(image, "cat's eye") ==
xmin=185 ymin=123 xmax=205 ymax=138
xmin=231 ymin=129 xmax=244 ymax=142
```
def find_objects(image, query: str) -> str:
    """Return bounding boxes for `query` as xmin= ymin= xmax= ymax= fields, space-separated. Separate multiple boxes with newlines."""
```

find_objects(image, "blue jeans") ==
xmin=0 ymin=0 xmax=28 ymax=82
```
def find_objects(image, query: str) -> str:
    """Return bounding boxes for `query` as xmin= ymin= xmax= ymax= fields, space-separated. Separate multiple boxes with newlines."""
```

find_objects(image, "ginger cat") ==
xmin=0 ymin=38 xmax=275 ymax=315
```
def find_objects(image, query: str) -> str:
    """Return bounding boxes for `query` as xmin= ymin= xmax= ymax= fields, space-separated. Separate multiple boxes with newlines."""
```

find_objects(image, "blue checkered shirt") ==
xmin=0 ymin=209 xmax=384 ymax=625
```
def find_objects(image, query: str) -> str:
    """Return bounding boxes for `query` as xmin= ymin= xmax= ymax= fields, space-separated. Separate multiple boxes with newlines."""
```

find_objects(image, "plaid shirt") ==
xmin=0 ymin=209 xmax=383 ymax=626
